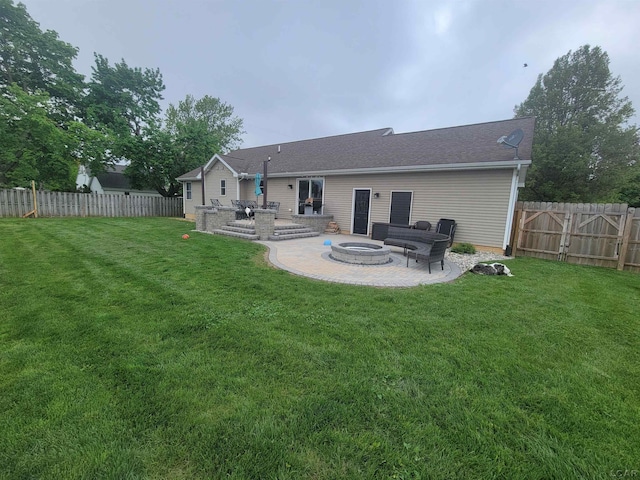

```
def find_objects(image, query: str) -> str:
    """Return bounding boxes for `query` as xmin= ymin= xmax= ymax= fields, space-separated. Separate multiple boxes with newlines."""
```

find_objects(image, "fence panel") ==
xmin=619 ymin=208 xmax=640 ymax=272
xmin=513 ymin=202 xmax=639 ymax=272
xmin=0 ymin=189 xmax=182 ymax=218
xmin=565 ymin=203 xmax=627 ymax=268
xmin=515 ymin=203 xmax=569 ymax=261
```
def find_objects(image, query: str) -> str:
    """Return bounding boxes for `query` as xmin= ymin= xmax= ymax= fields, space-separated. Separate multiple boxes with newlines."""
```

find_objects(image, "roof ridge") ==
xmin=219 ymin=153 xmax=248 ymax=161
xmin=236 ymin=127 xmax=393 ymax=152
xmin=390 ymin=116 xmax=535 ymax=137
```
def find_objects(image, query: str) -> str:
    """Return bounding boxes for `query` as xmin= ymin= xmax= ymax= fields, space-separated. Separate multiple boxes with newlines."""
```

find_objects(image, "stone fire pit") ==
xmin=330 ymin=242 xmax=391 ymax=265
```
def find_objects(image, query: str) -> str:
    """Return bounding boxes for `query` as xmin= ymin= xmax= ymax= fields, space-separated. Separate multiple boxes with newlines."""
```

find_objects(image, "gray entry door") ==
xmin=390 ymin=191 xmax=412 ymax=225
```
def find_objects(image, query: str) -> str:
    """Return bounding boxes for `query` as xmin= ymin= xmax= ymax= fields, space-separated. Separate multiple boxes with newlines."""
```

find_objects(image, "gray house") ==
xmin=177 ymin=117 xmax=535 ymax=252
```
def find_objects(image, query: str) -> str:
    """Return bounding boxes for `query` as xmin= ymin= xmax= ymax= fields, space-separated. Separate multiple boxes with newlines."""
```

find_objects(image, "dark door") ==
xmin=297 ymin=179 xmax=310 ymax=214
xmin=353 ymin=189 xmax=370 ymax=235
xmin=390 ymin=191 xmax=412 ymax=225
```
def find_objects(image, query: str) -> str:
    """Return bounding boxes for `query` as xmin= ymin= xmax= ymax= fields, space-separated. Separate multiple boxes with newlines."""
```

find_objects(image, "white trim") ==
xmin=351 ymin=188 xmax=372 ymax=236
xmin=266 ymin=159 xmax=532 ymax=178
xmin=502 ymin=166 xmax=521 ymax=250
xmin=204 ymin=154 xmax=239 ymax=176
xmin=178 ymin=158 xmax=532 ymax=182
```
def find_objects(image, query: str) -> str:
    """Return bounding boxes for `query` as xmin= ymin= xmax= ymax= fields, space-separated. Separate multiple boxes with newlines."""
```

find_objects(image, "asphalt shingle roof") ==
xmin=177 ymin=117 xmax=534 ymax=180
xmin=95 ymin=164 xmax=132 ymax=190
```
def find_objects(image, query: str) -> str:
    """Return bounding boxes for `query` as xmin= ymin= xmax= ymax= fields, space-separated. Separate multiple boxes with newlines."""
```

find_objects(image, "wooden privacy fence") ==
xmin=512 ymin=202 xmax=640 ymax=272
xmin=0 ymin=189 xmax=183 ymax=218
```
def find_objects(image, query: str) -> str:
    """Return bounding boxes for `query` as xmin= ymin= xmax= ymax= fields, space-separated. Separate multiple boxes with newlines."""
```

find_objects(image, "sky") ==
xmin=19 ymin=0 xmax=640 ymax=149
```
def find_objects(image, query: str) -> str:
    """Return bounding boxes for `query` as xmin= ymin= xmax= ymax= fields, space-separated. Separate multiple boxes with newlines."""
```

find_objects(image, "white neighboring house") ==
xmin=76 ymin=164 xmax=161 ymax=196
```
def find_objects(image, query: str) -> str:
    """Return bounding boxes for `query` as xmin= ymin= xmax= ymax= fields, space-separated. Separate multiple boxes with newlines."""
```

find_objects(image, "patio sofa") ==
xmin=371 ymin=221 xmax=432 ymax=241
xmin=383 ymin=226 xmax=450 ymax=272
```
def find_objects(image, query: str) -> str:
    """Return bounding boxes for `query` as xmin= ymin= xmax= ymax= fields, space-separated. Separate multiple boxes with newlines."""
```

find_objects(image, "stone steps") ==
xmin=221 ymin=225 xmax=258 ymax=235
xmin=213 ymin=226 xmax=259 ymax=240
xmin=272 ymin=223 xmax=308 ymax=231
xmin=268 ymin=230 xmax=319 ymax=241
xmin=214 ymin=221 xmax=319 ymax=241
xmin=273 ymin=227 xmax=315 ymax=235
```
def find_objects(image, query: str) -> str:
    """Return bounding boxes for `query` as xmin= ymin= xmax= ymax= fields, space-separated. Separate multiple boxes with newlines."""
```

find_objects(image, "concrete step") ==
xmin=267 ymin=231 xmax=320 ymax=241
xmin=220 ymin=225 xmax=257 ymax=235
xmin=273 ymin=227 xmax=315 ymax=235
xmin=227 ymin=221 xmax=255 ymax=228
xmin=273 ymin=223 xmax=307 ymax=231
xmin=212 ymin=229 xmax=259 ymax=241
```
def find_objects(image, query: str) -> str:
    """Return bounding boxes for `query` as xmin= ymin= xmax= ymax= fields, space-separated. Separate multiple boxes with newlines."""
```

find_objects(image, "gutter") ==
xmin=263 ymin=159 xmax=532 ymax=178
xmin=176 ymin=158 xmax=532 ymax=181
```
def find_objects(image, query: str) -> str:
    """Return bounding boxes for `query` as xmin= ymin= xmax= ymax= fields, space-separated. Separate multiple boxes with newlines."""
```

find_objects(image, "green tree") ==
xmin=122 ymin=128 xmax=181 ymax=197
xmin=515 ymin=45 xmax=639 ymax=203
xmin=618 ymin=164 xmax=640 ymax=207
xmin=126 ymin=95 xmax=244 ymax=197
xmin=0 ymin=0 xmax=84 ymax=120
xmin=0 ymin=84 xmax=102 ymax=190
xmin=165 ymin=94 xmax=244 ymax=156
xmin=0 ymin=1 xmax=109 ymax=189
xmin=83 ymin=54 xmax=167 ymax=185
xmin=85 ymin=54 xmax=165 ymax=139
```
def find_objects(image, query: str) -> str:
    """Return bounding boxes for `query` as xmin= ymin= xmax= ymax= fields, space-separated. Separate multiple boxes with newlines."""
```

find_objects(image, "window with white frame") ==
xmin=220 ymin=179 xmax=226 ymax=196
xmin=186 ymin=182 xmax=192 ymax=199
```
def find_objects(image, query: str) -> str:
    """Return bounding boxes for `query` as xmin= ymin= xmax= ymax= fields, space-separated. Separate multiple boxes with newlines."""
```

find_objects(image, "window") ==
xmin=390 ymin=191 xmax=412 ymax=225
xmin=297 ymin=178 xmax=324 ymax=214
xmin=220 ymin=179 xmax=226 ymax=196
xmin=186 ymin=182 xmax=192 ymax=200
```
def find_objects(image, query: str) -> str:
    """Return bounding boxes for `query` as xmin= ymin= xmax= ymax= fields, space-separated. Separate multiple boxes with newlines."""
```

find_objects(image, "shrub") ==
xmin=451 ymin=243 xmax=476 ymax=254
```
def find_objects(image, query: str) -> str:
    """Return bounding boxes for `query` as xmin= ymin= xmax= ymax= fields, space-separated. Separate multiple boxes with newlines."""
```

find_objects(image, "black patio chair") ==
xmin=267 ymin=201 xmax=280 ymax=212
xmin=413 ymin=221 xmax=432 ymax=231
xmin=210 ymin=198 xmax=222 ymax=207
xmin=231 ymin=199 xmax=245 ymax=219
xmin=237 ymin=200 xmax=257 ymax=219
xmin=436 ymin=218 xmax=456 ymax=246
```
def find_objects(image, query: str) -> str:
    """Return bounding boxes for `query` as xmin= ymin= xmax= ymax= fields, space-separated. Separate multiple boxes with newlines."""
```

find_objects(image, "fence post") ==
xmin=617 ymin=207 xmax=635 ymax=271
xmin=510 ymin=204 xmax=522 ymax=256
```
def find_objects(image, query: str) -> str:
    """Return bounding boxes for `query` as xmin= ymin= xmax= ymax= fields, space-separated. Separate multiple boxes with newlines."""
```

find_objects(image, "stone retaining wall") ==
xmin=291 ymin=214 xmax=333 ymax=233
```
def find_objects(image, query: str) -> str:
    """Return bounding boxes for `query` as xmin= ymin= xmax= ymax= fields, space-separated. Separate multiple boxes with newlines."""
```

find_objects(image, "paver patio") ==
xmin=258 ymin=233 xmax=462 ymax=287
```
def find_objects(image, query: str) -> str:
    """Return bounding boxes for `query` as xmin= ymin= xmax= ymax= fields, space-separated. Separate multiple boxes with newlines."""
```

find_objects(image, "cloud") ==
xmin=19 ymin=0 xmax=640 ymax=147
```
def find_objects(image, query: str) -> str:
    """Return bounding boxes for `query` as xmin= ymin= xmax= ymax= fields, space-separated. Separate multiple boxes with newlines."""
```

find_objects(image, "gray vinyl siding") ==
xmin=205 ymin=163 xmax=237 ymax=206
xmin=323 ymin=169 xmax=514 ymax=248
xmin=182 ymin=161 xmax=238 ymax=216
xmin=182 ymin=180 xmax=202 ymax=217
xmin=239 ymin=177 xmax=299 ymax=218
xmin=264 ymin=178 xmax=298 ymax=218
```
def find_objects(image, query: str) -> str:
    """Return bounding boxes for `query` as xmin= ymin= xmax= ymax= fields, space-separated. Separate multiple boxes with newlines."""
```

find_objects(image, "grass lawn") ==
xmin=1 ymin=217 xmax=639 ymax=479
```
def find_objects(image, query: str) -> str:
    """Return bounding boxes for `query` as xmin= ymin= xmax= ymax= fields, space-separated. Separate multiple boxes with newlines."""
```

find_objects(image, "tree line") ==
xmin=0 ymin=0 xmax=243 ymax=196
xmin=1 ymin=1 xmax=638 ymax=204
xmin=515 ymin=45 xmax=639 ymax=206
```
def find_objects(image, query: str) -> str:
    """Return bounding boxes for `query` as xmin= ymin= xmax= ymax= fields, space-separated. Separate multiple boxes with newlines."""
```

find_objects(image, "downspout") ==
xmin=502 ymin=164 xmax=521 ymax=253
xmin=200 ymin=166 xmax=205 ymax=205
xmin=182 ymin=182 xmax=186 ymax=218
